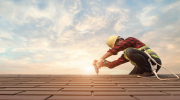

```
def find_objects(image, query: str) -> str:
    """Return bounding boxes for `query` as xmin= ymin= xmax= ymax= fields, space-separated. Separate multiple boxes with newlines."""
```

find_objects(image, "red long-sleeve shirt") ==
xmin=106 ymin=37 xmax=146 ymax=68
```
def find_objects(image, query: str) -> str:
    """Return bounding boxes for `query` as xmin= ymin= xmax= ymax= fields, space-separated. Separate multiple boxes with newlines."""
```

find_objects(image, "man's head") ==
xmin=106 ymin=36 xmax=124 ymax=48
xmin=114 ymin=37 xmax=124 ymax=46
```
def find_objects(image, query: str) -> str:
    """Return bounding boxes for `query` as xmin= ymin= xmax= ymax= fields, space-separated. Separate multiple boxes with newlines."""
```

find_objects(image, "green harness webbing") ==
xmin=124 ymin=44 xmax=160 ymax=65
xmin=123 ymin=44 xmax=179 ymax=80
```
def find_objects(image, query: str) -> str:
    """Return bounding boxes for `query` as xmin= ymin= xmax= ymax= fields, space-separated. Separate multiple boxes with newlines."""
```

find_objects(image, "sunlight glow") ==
xmin=84 ymin=67 xmax=93 ymax=72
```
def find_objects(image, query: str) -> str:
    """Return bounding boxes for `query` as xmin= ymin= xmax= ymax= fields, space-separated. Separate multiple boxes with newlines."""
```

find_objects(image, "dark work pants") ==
xmin=126 ymin=48 xmax=161 ymax=74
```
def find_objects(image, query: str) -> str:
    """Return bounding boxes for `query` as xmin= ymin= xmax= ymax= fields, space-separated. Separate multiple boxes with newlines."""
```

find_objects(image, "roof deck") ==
xmin=0 ymin=74 xmax=180 ymax=100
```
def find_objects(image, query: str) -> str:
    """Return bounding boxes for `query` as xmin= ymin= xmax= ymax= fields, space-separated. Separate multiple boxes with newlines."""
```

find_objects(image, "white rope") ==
xmin=144 ymin=50 xmax=179 ymax=80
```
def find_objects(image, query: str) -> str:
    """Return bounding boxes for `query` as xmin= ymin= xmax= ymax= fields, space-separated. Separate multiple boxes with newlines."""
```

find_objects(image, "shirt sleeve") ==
xmin=106 ymin=54 xmax=129 ymax=69
xmin=107 ymin=37 xmax=135 ymax=55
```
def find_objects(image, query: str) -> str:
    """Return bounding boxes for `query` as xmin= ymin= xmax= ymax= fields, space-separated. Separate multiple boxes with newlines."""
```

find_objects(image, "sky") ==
xmin=0 ymin=0 xmax=180 ymax=75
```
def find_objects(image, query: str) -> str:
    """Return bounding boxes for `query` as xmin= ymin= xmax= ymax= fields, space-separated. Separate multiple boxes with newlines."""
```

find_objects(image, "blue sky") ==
xmin=0 ymin=0 xmax=180 ymax=74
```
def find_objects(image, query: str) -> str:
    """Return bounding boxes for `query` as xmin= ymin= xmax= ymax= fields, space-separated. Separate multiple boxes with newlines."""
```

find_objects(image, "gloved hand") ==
xmin=93 ymin=59 xmax=103 ymax=69
xmin=92 ymin=60 xmax=98 ymax=65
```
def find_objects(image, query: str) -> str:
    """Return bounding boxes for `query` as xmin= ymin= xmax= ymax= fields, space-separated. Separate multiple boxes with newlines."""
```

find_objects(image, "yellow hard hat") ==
xmin=106 ymin=36 xmax=119 ymax=48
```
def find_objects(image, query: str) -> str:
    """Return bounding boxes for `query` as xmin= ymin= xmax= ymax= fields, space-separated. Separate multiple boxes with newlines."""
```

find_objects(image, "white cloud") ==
xmin=56 ymin=36 xmax=70 ymax=43
xmin=140 ymin=31 xmax=159 ymax=43
xmin=106 ymin=7 xmax=121 ymax=13
xmin=49 ymin=1 xmax=81 ymax=35
xmin=106 ymin=6 xmax=128 ymax=32
xmin=64 ymin=30 xmax=74 ymax=37
xmin=161 ymin=1 xmax=180 ymax=12
xmin=0 ymin=48 xmax=6 ymax=53
xmin=28 ymin=38 xmax=49 ymax=48
xmin=50 ymin=35 xmax=54 ymax=39
xmin=0 ymin=30 xmax=14 ymax=39
xmin=12 ymin=48 xmax=25 ymax=53
xmin=137 ymin=6 xmax=158 ymax=26
xmin=56 ymin=30 xmax=76 ymax=43
xmin=106 ymin=7 xmax=129 ymax=14
xmin=142 ymin=15 xmax=158 ymax=26
xmin=75 ymin=15 xmax=107 ymax=33
xmin=114 ymin=20 xmax=126 ymax=32
xmin=75 ymin=6 xmax=129 ymax=33
xmin=32 ymin=54 xmax=46 ymax=61
xmin=0 ymin=1 xmax=57 ymax=25
xmin=167 ymin=44 xmax=175 ymax=50
xmin=55 ymin=14 xmax=73 ymax=34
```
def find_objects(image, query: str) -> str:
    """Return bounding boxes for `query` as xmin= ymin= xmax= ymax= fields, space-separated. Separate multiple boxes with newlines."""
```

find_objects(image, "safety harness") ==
xmin=124 ymin=45 xmax=179 ymax=80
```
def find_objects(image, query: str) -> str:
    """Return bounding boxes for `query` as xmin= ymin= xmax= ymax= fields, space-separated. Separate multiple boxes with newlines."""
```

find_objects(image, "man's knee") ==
xmin=126 ymin=48 xmax=136 ymax=58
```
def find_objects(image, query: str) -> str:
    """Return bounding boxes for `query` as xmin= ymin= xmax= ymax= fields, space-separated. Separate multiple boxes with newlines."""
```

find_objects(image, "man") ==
xmin=93 ymin=36 xmax=161 ymax=77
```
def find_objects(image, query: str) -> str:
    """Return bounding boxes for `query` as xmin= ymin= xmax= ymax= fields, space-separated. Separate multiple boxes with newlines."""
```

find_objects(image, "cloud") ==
xmin=137 ymin=6 xmax=158 ymax=26
xmin=0 ymin=30 xmax=14 ymax=39
xmin=0 ymin=1 xmax=56 ymax=25
xmin=166 ymin=44 xmax=175 ymax=50
xmin=161 ymin=1 xmax=180 ymax=12
xmin=0 ymin=0 xmax=180 ymax=74
xmin=114 ymin=20 xmax=126 ymax=32
xmin=75 ymin=15 xmax=107 ymax=33
xmin=0 ymin=48 xmax=6 ymax=53
xmin=105 ymin=6 xmax=129 ymax=32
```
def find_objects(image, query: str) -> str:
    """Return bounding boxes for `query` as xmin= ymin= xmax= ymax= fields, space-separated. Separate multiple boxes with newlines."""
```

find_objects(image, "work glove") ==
xmin=93 ymin=59 xmax=103 ymax=69
xmin=92 ymin=60 xmax=98 ymax=66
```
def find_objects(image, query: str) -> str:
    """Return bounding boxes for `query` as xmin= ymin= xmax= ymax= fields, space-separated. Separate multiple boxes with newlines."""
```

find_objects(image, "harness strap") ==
xmin=140 ymin=47 xmax=150 ymax=51
xmin=143 ymin=49 xmax=179 ymax=80
xmin=140 ymin=47 xmax=157 ymax=57
xmin=149 ymin=53 xmax=157 ymax=56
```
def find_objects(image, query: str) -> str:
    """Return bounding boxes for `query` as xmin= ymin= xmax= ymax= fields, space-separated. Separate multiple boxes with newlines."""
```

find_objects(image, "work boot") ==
xmin=138 ymin=72 xmax=155 ymax=77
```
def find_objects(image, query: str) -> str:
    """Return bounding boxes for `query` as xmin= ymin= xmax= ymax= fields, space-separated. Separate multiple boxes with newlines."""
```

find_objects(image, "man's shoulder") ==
xmin=125 ymin=37 xmax=138 ymax=40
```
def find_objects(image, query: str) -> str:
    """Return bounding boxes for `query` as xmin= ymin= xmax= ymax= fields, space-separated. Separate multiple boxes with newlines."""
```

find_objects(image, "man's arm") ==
xmin=103 ymin=54 xmax=129 ymax=69
xmin=94 ymin=52 xmax=113 ymax=69
xmin=100 ymin=52 xmax=113 ymax=60
xmin=96 ymin=37 xmax=135 ymax=68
